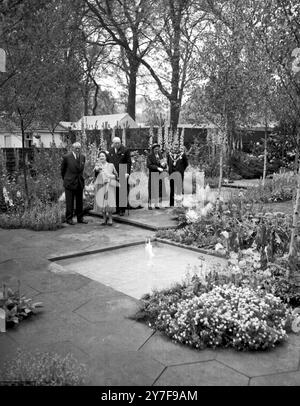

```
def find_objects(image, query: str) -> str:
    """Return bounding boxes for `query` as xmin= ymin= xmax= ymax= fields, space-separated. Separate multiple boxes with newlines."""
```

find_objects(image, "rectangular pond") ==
xmin=54 ymin=241 xmax=227 ymax=299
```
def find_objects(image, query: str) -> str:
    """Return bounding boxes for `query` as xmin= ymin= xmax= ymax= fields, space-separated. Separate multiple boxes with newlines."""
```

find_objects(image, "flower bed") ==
xmin=136 ymin=280 xmax=291 ymax=351
xmin=0 ymin=349 xmax=87 ymax=386
xmin=0 ymin=200 xmax=64 ymax=231
xmin=145 ymin=195 xmax=300 ymax=351
xmin=240 ymin=172 xmax=296 ymax=203
xmin=158 ymin=207 xmax=292 ymax=259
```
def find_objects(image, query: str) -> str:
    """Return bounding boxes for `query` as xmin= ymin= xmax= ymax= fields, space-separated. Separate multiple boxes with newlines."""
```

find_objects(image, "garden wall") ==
xmin=1 ymin=127 xmax=208 ymax=174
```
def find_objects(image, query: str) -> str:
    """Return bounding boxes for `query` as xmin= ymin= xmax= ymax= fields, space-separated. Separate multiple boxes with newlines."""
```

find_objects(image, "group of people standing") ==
xmin=147 ymin=143 xmax=188 ymax=209
xmin=61 ymin=137 xmax=188 ymax=226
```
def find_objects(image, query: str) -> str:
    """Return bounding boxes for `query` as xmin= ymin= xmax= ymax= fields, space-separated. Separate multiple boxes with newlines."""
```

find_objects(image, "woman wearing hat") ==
xmin=146 ymin=144 xmax=167 ymax=209
xmin=94 ymin=150 xmax=119 ymax=225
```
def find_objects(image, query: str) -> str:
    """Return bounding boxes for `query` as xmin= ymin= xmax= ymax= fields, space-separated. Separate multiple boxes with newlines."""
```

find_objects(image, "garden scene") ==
xmin=0 ymin=0 xmax=300 ymax=387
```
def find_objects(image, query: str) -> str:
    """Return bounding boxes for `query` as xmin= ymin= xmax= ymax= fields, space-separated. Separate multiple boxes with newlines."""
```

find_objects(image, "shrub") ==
xmin=241 ymin=173 xmax=296 ymax=203
xmin=0 ymin=200 xmax=64 ymax=231
xmin=0 ymin=349 xmax=87 ymax=386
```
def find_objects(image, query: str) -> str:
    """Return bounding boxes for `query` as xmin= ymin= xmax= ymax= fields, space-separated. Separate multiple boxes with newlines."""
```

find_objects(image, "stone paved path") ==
xmin=0 ymin=214 xmax=300 ymax=386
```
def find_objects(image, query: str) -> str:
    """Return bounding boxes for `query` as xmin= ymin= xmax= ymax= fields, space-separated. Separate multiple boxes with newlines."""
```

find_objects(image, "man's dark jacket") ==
xmin=107 ymin=145 xmax=131 ymax=175
xmin=147 ymin=151 xmax=165 ymax=173
xmin=167 ymin=152 xmax=188 ymax=176
xmin=61 ymin=152 xmax=85 ymax=190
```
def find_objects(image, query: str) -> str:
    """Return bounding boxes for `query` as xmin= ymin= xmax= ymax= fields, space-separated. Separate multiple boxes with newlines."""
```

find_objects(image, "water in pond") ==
xmin=55 ymin=242 xmax=227 ymax=299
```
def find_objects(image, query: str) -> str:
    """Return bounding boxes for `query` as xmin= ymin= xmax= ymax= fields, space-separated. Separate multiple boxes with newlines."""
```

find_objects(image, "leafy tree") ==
xmin=231 ymin=0 xmax=300 ymax=275
xmin=0 ymin=0 xmax=84 ymax=200
xmin=138 ymin=0 xmax=206 ymax=129
xmin=84 ymin=0 xmax=157 ymax=120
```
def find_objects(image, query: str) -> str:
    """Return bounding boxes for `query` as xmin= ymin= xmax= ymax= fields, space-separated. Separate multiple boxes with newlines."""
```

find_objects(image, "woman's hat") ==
xmin=151 ymin=143 xmax=160 ymax=150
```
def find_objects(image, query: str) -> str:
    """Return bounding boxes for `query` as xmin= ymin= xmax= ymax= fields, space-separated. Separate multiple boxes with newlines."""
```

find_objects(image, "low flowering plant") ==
xmin=151 ymin=284 xmax=290 ymax=351
xmin=0 ymin=283 xmax=43 ymax=327
xmin=0 ymin=349 xmax=87 ymax=386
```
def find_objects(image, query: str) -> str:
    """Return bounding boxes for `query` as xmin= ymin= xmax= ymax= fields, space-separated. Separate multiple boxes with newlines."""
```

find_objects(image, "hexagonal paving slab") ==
xmin=0 ymin=334 xmax=19 ymax=366
xmin=155 ymin=360 xmax=249 ymax=386
xmin=139 ymin=331 xmax=217 ymax=366
xmin=25 ymin=271 xmax=90 ymax=293
xmin=0 ymin=273 xmax=40 ymax=298
xmin=287 ymin=333 xmax=300 ymax=349
xmin=85 ymin=350 xmax=165 ymax=386
xmin=250 ymin=371 xmax=300 ymax=386
xmin=74 ymin=296 xmax=139 ymax=323
xmin=6 ymin=310 xmax=91 ymax=347
xmin=216 ymin=344 xmax=300 ymax=377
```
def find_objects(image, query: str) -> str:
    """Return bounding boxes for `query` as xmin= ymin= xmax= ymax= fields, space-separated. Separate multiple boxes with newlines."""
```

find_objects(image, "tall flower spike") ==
xmin=149 ymin=126 xmax=153 ymax=148
xmin=122 ymin=126 xmax=126 ymax=146
xmin=157 ymin=126 xmax=162 ymax=147
xmin=180 ymin=127 xmax=185 ymax=151
xmin=100 ymin=127 xmax=104 ymax=150
xmin=173 ymin=127 xmax=179 ymax=147
xmin=164 ymin=119 xmax=169 ymax=151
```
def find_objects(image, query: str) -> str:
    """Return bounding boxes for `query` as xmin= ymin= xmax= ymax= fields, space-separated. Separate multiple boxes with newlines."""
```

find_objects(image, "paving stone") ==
xmin=0 ymin=272 xmax=40 ymax=298
xmin=287 ymin=333 xmax=300 ymax=348
xmin=75 ymin=279 xmax=124 ymax=299
xmin=85 ymin=350 xmax=165 ymax=386
xmin=109 ymin=207 xmax=177 ymax=230
xmin=250 ymin=371 xmax=300 ymax=386
xmin=216 ymin=343 xmax=300 ymax=377
xmin=74 ymin=295 xmax=140 ymax=323
xmin=0 ymin=334 xmax=20 ymax=366
xmin=31 ymin=284 xmax=129 ymax=315
xmin=0 ymin=259 xmax=23 ymax=273
xmin=140 ymin=331 xmax=217 ymax=365
xmin=27 ymin=291 xmax=88 ymax=314
xmin=70 ymin=313 xmax=154 ymax=354
xmin=24 ymin=270 xmax=90 ymax=293
xmin=155 ymin=360 xmax=249 ymax=386
xmin=6 ymin=310 xmax=88 ymax=347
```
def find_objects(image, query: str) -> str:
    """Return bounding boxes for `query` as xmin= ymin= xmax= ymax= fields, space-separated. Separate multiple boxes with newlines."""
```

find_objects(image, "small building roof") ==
xmin=60 ymin=113 xmax=139 ymax=131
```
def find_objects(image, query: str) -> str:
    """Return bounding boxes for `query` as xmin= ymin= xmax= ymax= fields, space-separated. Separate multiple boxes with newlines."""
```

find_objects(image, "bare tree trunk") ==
xmin=170 ymin=98 xmax=181 ymax=130
xmin=218 ymin=144 xmax=223 ymax=192
xmin=289 ymin=126 xmax=300 ymax=282
xmin=216 ymin=141 xmax=224 ymax=211
xmin=288 ymin=166 xmax=300 ymax=275
xmin=19 ymin=112 xmax=29 ymax=203
xmin=92 ymin=78 xmax=100 ymax=116
xmin=63 ymin=84 xmax=72 ymax=121
xmin=126 ymin=59 xmax=139 ymax=120
xmin=0 ymin=151 xmax=6 ymax=212
xmin=262 ymin=120 xmax=268 ymax=187
xmin=294 ymin=131 xmax=299 ymax=175
xmin=83 ymin=80 xmax=90 ymax=116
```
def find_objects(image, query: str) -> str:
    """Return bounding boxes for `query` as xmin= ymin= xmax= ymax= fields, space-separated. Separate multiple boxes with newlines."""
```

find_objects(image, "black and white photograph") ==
xmin=0 ymin=0 xmax=300 ymax=392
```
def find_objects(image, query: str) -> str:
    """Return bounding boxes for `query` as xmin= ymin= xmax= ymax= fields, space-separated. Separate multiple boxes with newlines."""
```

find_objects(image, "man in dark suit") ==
xmin=61 ymin=142 xmax=88 ymax=225
xmin=167 ymin=144 xmax=188 ymax=207
xmin=107 ymin=137 xmax=131 ymax=216
xmin=147 ymin=143 xmax=168 ymax=209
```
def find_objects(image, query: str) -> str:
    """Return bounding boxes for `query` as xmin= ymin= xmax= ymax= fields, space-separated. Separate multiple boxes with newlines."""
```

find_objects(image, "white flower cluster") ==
xmin=2 ymin=187 xmax=14 ymax=207
xmin=155 ymin=284 xmax=289 ymax=351
xmin=185 ymin=209 xmax=199 ymax=223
